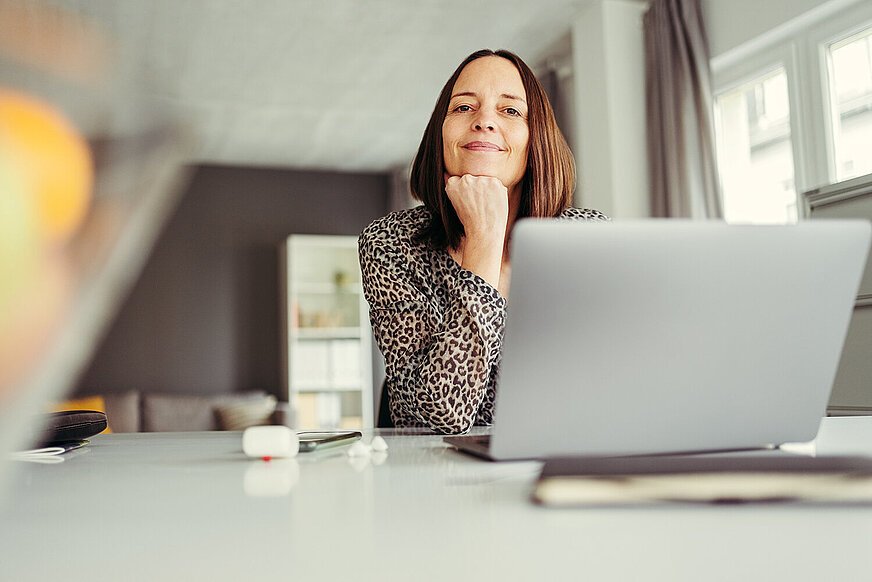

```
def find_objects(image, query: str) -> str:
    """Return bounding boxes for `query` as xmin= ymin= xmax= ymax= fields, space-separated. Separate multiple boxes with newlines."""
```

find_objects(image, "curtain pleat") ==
xmin=644 ymin=0 xmax=722 ymax=219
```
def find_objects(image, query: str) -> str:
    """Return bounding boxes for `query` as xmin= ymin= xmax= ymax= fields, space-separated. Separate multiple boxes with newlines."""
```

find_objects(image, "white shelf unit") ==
xmin=280 ymin=234 xmax=373 ymax=430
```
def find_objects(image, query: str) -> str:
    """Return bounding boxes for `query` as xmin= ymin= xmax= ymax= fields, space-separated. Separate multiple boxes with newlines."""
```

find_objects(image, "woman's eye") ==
xmin=453 ymin=104 xmax=472 ymax=113
xmin=505 ymin=107 xmax=521 ymax=116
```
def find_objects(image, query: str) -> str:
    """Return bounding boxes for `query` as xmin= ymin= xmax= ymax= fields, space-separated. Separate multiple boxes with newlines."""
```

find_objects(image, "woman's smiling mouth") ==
xmin=462 ymin=141 xmax=504 ymax=151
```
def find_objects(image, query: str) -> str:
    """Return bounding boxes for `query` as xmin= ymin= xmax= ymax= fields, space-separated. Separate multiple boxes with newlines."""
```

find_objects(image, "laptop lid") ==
xmin=488 ymin=219 xmax=871 ymax=460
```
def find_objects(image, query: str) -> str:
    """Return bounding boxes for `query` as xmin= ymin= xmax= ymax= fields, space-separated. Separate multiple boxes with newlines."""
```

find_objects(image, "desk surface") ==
xmin=2 ymin=418 xmax=872 ymax=582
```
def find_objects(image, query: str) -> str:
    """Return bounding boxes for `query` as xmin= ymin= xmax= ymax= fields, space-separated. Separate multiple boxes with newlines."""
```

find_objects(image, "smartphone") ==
xmin=297 ymin=431 xmax=362 ymax=452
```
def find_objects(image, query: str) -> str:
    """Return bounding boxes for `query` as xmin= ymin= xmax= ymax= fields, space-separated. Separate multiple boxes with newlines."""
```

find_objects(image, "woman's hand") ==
xmin=444 ymin=174 xmax=509 ymax=240
xmin=445 ymin=174 xmax=509 ymax=291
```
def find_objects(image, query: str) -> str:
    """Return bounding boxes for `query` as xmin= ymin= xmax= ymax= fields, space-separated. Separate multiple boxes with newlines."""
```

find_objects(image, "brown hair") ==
xmin=411 ymin=49 xmax=576 ymax=250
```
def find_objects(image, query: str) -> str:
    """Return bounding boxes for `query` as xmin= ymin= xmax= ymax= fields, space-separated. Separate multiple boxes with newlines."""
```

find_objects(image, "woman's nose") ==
xmin=472 ymin=111 xmax=495 ymax=131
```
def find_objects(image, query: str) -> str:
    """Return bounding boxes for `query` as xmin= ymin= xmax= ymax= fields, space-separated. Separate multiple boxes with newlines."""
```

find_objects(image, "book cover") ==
xmin=532 ymin=454 xmax=872 ymax=506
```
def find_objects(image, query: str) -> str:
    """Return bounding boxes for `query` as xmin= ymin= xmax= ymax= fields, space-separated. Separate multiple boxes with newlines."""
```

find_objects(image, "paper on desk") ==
xmin=9 ymin=439 xmax=89 ymax=463
xmin=9 ymin=447 xmax=67 ymax=463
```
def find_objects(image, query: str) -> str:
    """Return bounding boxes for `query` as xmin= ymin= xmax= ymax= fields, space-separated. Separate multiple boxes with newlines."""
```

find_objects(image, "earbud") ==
xmin=371 ymin=436 xmax=388 ymax=452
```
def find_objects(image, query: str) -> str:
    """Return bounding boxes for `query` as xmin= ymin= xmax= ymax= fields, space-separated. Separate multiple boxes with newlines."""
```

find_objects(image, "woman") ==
xmin=359 ymin=49 xmax=607 ymax=434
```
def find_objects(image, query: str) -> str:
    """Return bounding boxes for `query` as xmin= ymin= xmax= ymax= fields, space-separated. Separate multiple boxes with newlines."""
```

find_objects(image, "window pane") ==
xmin=827 ymin=26 xmax=872 ymax=182
xmin=714 ymin=68 xmax=797 ymax=224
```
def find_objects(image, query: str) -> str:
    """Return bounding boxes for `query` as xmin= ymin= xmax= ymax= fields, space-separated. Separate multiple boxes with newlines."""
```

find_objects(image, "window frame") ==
xmin=711 ymin=0 xmax=872 ymax=220
xmin=807 ymin=9 xmax=872 ymax=185
xmin=712 ymin=43 xmax=808 ymax=220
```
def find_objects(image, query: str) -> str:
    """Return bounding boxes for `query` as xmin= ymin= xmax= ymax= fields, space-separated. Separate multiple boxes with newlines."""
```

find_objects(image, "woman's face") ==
xmin=442 ymin=56 xmax=529 ymax=192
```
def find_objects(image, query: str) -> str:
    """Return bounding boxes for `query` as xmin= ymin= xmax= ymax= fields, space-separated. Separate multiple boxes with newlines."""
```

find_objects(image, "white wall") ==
xmin=703 ymin=0 xmax=865 ymax=66
xmin=703 ymin=0 xmax=831 ymax=59
xmin=565 ymin=0 xmax=865 ymax=219
xmin=571 ymin=0 xmax=650 ymax=219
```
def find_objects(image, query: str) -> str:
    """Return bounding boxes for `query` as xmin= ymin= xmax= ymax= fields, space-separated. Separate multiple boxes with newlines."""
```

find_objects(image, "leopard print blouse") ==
xmin=359 ymin=204 xmax=608 ymax=434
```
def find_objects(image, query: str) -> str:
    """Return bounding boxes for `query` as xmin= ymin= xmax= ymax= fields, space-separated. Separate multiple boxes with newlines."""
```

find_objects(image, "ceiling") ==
xmin=27 ymin=0 xmax=603 ymax=173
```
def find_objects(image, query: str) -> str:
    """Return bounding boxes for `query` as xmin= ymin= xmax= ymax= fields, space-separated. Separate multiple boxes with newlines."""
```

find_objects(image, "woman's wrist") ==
xmin=463 ymin=227 xmax=505 ymax=248
xmin=460 ymin=234 xmax=503 ymax=288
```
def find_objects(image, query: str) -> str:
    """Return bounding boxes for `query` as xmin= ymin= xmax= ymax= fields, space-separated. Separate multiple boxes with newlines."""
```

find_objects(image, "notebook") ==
xmin=531 ymin=453 xmax=872 ymax=505
xmin=444 ymin=219 xmax=871 ymax=461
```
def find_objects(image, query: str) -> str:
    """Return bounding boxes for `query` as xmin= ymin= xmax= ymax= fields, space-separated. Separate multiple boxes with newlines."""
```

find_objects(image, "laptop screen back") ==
xmin=490 ymin=220 xmax=871 ymax=460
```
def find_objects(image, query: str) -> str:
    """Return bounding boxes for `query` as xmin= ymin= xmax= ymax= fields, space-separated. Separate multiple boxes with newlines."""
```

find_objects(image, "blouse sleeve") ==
xmin=359 ymin=222 xmax=505 ymax=434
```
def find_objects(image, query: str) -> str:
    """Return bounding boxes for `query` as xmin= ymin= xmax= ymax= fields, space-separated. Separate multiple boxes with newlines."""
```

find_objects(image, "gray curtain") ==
xmin=644 ymin=0 xmax=722 ymax=219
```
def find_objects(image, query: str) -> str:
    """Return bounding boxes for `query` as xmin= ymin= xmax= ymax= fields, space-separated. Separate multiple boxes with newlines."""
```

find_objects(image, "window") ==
xmin=827 ymin=27 xmax=872 ymax=182
xmin=714 ymin=68 xmax=797 ymax=223
xmin=712 ymin=3 xmax=872 ymax=223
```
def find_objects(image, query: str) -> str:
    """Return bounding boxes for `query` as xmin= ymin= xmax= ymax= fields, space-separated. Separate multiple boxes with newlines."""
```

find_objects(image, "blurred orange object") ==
xmin=0 ymin=157 xmax=39 ymax=308
xmin=0 ymin=89 xmax=91 ymax=403
xmin=0 ymin=89 xmax=93 ymax=246
xmin=0 ymin=253 xmax=72 ymax=403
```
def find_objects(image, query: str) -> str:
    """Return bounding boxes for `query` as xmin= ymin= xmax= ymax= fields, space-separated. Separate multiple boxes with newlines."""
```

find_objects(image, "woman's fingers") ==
xmin=444 ymin=174 xmax=509 ymax=239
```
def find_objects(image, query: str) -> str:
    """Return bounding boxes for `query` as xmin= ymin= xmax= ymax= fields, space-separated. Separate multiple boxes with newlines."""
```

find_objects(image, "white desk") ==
xmin=2 ymin=417 xmax=872 ymax=582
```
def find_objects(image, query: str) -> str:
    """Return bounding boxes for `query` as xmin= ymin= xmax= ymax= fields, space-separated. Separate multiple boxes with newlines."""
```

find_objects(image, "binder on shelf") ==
xmin=296 ymin=393 xmax=318 ymax=429
xmin=291 ymin=341 xmax=330 ymax=389
xmin=316 ymin=393 xmax=342 ymax=429
xmin=330 ymin=339 xmax=361 ymax=389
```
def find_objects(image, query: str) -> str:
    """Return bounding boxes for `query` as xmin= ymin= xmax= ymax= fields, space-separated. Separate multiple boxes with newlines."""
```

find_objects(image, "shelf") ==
xmin=281 ymin=233 xmax=374 ymax=430
xmin=293 ymin=283 xmax=362 ymax=295
xmin=296 ymin=386 xmax=364 ymax=393
xmin=293 ymin=327 xmax=362 ymax=339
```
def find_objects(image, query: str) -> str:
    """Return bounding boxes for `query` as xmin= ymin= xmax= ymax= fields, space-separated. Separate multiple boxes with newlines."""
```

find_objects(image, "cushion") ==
xmin=141 ymin=391 xmax=268 ymax=432
xmin=216 ymin=395 xmax=277 ymax=431
xmin=102 ymin=390 xmax=141 ymax=433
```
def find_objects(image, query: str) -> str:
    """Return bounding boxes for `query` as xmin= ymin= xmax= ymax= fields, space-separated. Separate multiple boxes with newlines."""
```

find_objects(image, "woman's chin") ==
xmin=448 ymin=166 xmax=504 ymax=182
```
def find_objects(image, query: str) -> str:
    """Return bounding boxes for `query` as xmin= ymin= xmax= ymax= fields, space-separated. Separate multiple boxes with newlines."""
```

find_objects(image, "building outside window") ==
xmin=712 ymin=3 xmax=872 ymax=224
xmin=714 ymin=68 xmax=797 ymax=223
xmin=827 ymin=27 xmax=872 ymax=183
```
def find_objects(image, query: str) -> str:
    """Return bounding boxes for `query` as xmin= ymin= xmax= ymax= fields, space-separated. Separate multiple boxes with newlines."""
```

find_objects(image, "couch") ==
xmin=66 ymin=390 xmax=295 ymax=433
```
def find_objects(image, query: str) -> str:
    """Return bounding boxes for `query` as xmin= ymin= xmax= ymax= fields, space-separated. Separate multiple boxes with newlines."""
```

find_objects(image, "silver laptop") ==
xmin=445 ymin=219 xmax=871 ymax=461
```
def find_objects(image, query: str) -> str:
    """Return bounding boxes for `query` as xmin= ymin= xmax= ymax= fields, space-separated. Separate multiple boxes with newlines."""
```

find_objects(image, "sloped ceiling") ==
xmin=45 ymin=0 xmax=597 ymax=172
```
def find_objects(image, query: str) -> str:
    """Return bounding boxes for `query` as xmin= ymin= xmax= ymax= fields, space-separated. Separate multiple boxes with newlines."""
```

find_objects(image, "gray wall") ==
xmin=75 ymin=164 xmax=390 ymax=398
